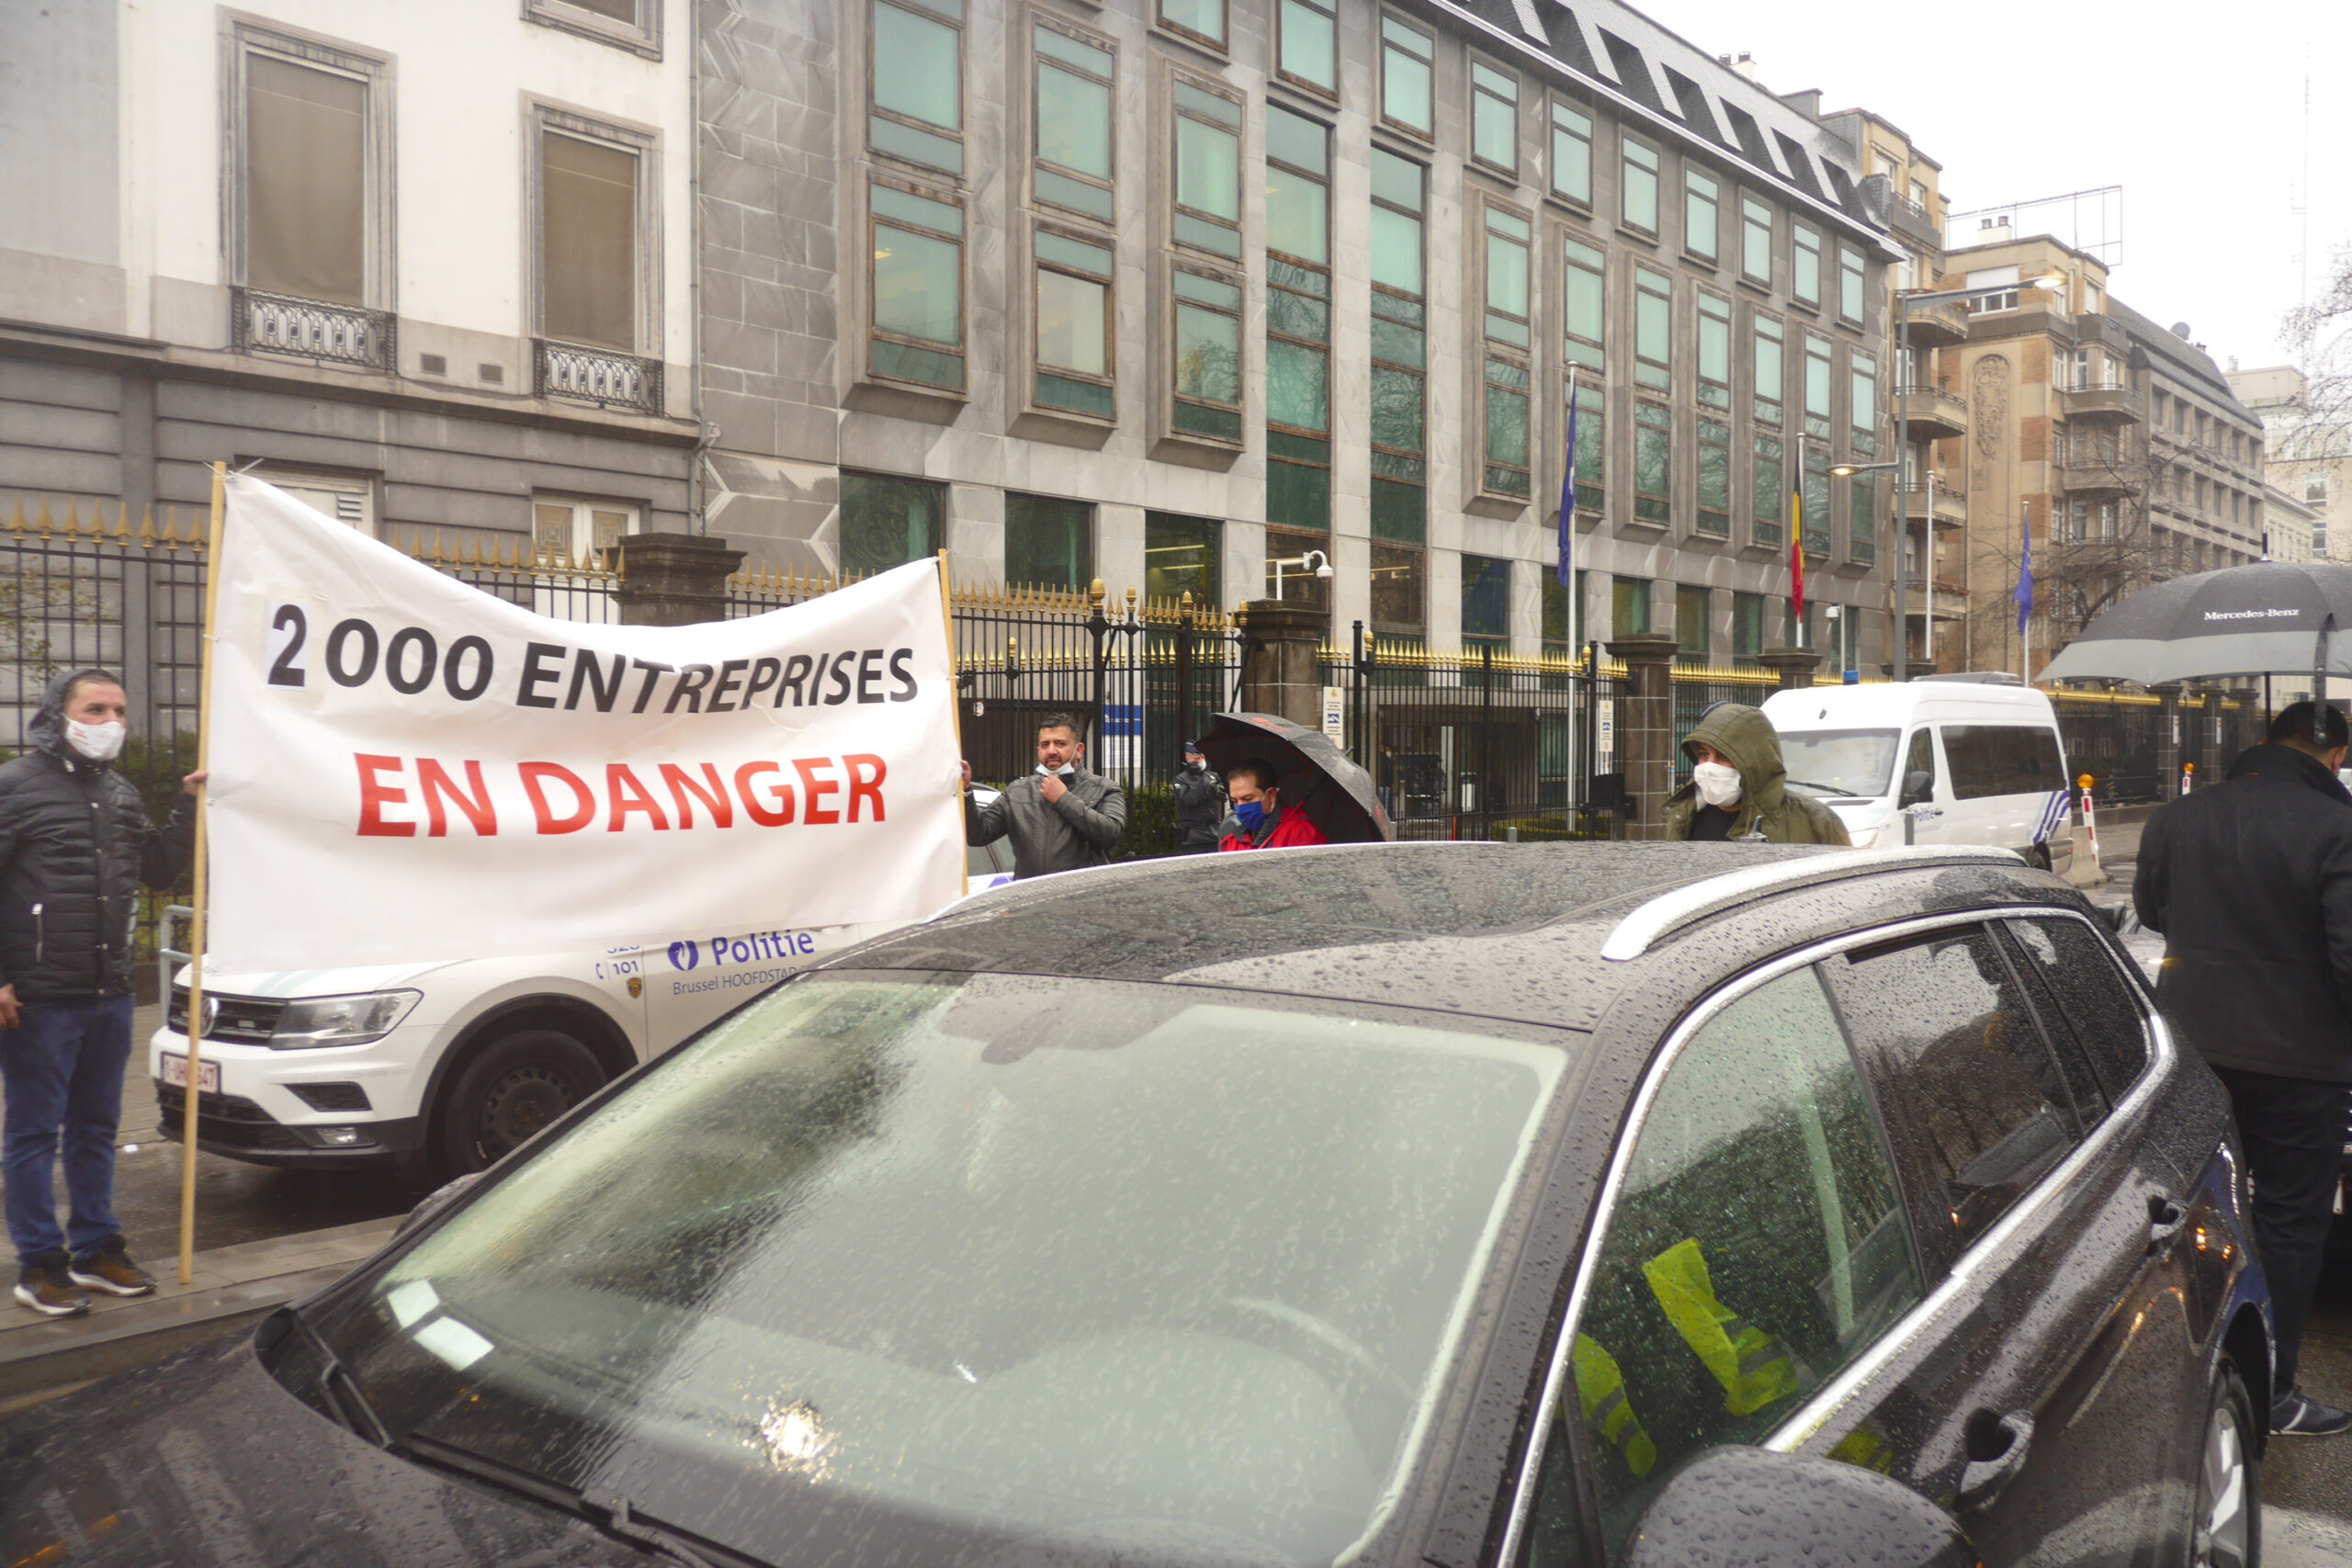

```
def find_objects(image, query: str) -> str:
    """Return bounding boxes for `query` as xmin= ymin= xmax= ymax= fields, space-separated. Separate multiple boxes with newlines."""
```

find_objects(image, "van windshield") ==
xmin=1776 ymin=728 xmax=1901 ymax=799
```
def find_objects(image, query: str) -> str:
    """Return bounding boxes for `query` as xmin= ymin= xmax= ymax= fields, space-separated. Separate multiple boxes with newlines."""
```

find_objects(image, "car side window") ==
xmin=1940 ymin=725 xmax=2067 ymax=800
xmin=1532 ymin=967 xmax=1921 ymax=1564
xmin=1826 ymin=925 xmax=2082 ymax=1250
xmin=1899 ymin=728 xmax=1933 ymax=803
xmin=2005 ymin=917 xmax=2151 ymax=1103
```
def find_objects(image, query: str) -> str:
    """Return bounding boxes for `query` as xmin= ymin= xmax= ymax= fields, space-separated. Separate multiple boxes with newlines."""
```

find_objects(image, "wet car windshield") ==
xmin=1773 ymin=728 xmax=1900 ymax=800
xmin=310 ymin=972 xmax=1569 ymax=1566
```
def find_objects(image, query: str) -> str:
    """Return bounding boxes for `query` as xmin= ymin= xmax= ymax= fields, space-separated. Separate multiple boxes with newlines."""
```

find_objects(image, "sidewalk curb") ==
xmin=0 ymin=1216 xmax=400 ymax=1402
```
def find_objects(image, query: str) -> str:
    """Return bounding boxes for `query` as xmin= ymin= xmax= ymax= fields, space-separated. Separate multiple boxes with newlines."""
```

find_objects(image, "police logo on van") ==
xmin=668 ymin=941 xmax=699 ymax=971
xmin=628 ymin=976 xmax=643 ymax=998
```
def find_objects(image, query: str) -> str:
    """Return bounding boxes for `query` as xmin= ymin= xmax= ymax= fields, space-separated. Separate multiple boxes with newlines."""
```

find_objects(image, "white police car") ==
xmin=153 ymin=791 xmax=1018 ymax=1179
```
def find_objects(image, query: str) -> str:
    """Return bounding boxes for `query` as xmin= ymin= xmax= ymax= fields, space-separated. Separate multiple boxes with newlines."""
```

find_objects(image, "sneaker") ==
xmin=2272 ymin=1388 xmax=2352 ymax=1437
xmin=14 ymin=1255 xmax=91 ymax=1318
xmin=68 ymin=1236 xmax=155 ymax=1298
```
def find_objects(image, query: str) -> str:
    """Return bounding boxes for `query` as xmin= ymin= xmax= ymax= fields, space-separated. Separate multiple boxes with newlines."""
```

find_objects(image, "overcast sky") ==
xmin=1651 ymin=0 xmax=2351 ymax=375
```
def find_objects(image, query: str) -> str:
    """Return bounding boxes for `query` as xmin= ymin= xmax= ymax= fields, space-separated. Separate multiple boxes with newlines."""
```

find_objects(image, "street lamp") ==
xmin=1271 ymin=548 xmax=1333 ymax=601
xmin=1879 ymin=273 xmax=2065 ymax=681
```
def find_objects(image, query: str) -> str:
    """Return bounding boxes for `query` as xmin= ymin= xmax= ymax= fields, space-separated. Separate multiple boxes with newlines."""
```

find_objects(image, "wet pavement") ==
xmin=2274 ymin=1255 xmax=2352 ymax=1529
xmin=0 ymin=999 xmax=413 ymax=1260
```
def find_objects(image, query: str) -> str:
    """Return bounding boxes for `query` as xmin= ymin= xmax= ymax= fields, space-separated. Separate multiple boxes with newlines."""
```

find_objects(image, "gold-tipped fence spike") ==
xmin=107 ymin=502 xmax=129 ymax=543
xmin=35 ymin=499 xmax=54 ymax=539
xmin=6 ymin=497 xmax=24 ymax=537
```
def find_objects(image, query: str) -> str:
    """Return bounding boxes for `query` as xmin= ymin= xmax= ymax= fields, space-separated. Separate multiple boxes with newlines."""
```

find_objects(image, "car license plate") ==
xmin=162 ymin=1053 xmax=220 ymax=1095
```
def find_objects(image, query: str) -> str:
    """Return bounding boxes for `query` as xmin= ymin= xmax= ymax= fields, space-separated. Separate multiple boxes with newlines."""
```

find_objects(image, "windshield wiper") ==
xmin=402 ymin=1433 xmax=758 ymax=1568
xmin=281 ymin=1303 xmax=394 ymax=1450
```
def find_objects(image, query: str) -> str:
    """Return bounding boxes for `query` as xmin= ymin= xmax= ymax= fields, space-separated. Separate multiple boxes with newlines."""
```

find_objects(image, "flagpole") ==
xmin=936 ymin=550 xmax=967 ymax=900
xmin=178 ymin=462 xmax=226 ymax=1286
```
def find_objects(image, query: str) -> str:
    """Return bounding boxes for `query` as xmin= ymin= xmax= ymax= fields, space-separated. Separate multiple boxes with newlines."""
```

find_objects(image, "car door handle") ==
xmin=2148 ymin=1195 xmax=2189 ymax=1253
xmin=1957 ymin=1411 xmax=2034 ymax=1508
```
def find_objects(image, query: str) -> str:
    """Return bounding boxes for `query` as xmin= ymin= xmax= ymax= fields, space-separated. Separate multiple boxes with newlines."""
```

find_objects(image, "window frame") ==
xmin=1168 ymin=260 xmax=1246 ymax=446
xmin=1634 ymin=265 xmax=1672 ymax=394
xmin=866 ymin=0 xmax=967 ymax=178
xmin=1266 ymin=105 xmax=1333 ymax=531
xmin=1169 ymin=68 xmax=1245 ymax=262
xmin=1849 ymin=349 xmax=1878 ymax=458
xmin=1155 ymin=0 xmax=1228 ymax=53
xmin=1792 ymin=221 xmax=1822 ymax=310
xmin=1697 ymin=290 xmax=1731 ymax=412
xmin=1031 ymin=15 xmax=1117 ymax=224
xmin=1682 ymin=164 xmax=1720 ymax=265
xmin=1470 ymin=58 xmax=1521 ymax=177
xmin=1371 ymin=148 xmax=1429 ymax=549
xmin=1752 ymin=310 xmax=1784 ymax=428
xmin=1495 ymin=905 xmax=2171 ymax=1568
xmin=1563 ymin=234 xmax=1605 ymax=371
xmin=1621 ymin=135 xmax=1661 ymax=236
xmin=1738 ymin=195 xmax=1773 ymax=287
xmin=1838 ymin=248 xmax=1867 ymax=327
xmin=524 ymin=0 xmax=662 ymax=58
xmin=1634 ymin=400 xmax=1672 ymax=525
xmin=1275 ymin=0 xmax=1338 ymax=97
xmin=1030 ymin=220 xmax=1117 ymax=420
xmin=1549 ymin=96 xmax=1593 ymax=209
xmin=1751 ymin=433 xmax=1784 ymax=547
xmin=865 ymin=173 xmax=967 ymax=394
xmin=529 ymin=101 xmax=662 ymax=357
xmin=224 ymin=22 xmax=396 ymax=312
xmin=531 ymin=493 xmax=642 ymax=568
xmin=1379 ymin=14 xmax=1436 ymax=141
xmin=1696 ymin=417 xmax=1731 ymax=538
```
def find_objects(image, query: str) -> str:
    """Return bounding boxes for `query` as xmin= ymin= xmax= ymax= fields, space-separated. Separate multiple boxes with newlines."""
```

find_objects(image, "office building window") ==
xmin=1849 ymin=350 xmax=1876 ymax=457
xmin=1484 ymin=203 xmax=1532 ymax=348
xmin=1804 ymin=446 xmax=1830 ymax=557
xmin=1752 ymin=434 xmax=1783 ymax=547
xmin=868 ymin=177 xmax=965 ymax=391
xmin=1792 ymin=222 xmax=1821 ymax=308
xmin=1563 ymin=236 xmax=1604 ymax=370
xmin=1698 ymin=419 xmax=1730 ymax=537
xmin=1034 ymin=226 xmax=1113 ymax=417
xmin=1372 ymin=542 xmax=1425 ymax=637
xmin=1634 ymin=266 xmax=1671 ymax=392
xmin=1158 ymin=0 xmax=1225 ymax=49
xmin=1543 ymin=570 xmax=1572 ymax=656
xmin=539 ymin=125 xmax=644 ymax=354
xmin=1034 ymin=21 xmax=1114 ymax=220
xmin=1266 ymin=106 xmax=1331 ymax=534
xmin=531 ymin=495 xmax=635 ymax=567
xmin=1634 ymin=403 xmax=1671 ymax=525
xmin=1171 ymin=265 xmax=1242 ymax=442
xmin=1623 ymin=138 xmax=1659 ymax=232
xmin=1471 ymin=61 xmax=1518 ymax=174
xmin=1277 ymin=0 xmax=1336 ymax=94
xmin=1739 ymin=196 xmax=1771 ymax=285
xmin=1381 ymin=17 xmax=1433 ymax=139
xmin=241 ymin=48 xmax=375 ymax=308
xmin=1371 ymin=148 xmax=1427 ymax=553
xmin=1698 ymin=292 xmax=1730 ymax=410
xmin=1612 ymin=575 xmax=1651 ymax=637
xmin=1482 ymin=202 xmax=1533 ymax=499
xmin=1551 ymin=98 xmax=1592 ymax=206
xmin=1803 ymin=333 xmax=1832 ymax=438
xmin=1684 ymin=166 xmax=1718 ymax=262
xmin=1570 ymin=379 xmax=1603 ymax=513
xmin=1754 ymin=312 xmax=1783 ymax=426
xmin=1486 ymin=356 xmax=1532 ymax=500
xmin=1849 ymin=475 xmax=1875 ymax=564
xmin=1463 ymin=555 xmax=1511 ymax=648
xmin=1676 ymin=585 xmax=1710 ymax=660
xmin=841 ymin=471 xmax=944 ymax=578
xmin=1733 ymin=591 xmax=1765 ymax=660
xmin=1172 ymin=76 xmax=1242 ymax=259
xmin=1838 ymin=245 xmax=1866 ymax=324
xmin=869 ymin=0 xmax=964 ymax=176
xmin=1146 ymin=510 xmax=1221 ymax=605
xmin=1005 ymin=492 xmax=1092 ymax=588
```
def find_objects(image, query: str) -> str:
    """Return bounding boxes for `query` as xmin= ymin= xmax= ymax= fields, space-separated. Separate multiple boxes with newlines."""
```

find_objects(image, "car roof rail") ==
xmin=1597 ymin=846 xmax=2028 ymax=962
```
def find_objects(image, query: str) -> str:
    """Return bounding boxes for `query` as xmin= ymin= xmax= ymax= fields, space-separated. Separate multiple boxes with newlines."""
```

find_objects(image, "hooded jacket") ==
xmin=2134 ymin=742 xmax=2352 ymax=1082
xmin=0 ymin=670 xmax=193 ymax=1001
xmin=1661 ymin=703 xmax=1852 ymax=846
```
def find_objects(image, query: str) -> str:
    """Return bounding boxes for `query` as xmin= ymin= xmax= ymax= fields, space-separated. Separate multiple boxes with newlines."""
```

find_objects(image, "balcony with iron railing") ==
xmin=1902 ymin=578 xmax=1968 ymax=620
xmin=1897 ymin=481 xmax=1967 ymax=529
xmin=1899 ymin=297 xmax=1971 ymax=347
xmin=535 ymin=339 xmax=666 ymax=415
xmin=2058 ymin=457 xmax=2134 ymax=496
xmin=1896 ymin=384 xmax=1967 ymax=442
xmin=232 ymin=288 xmax=396 ymax=373
xmin=2058 ymin=380 xmax=2145 ymax=424
xmin=1888 ymin=196 xmax=1943 ymax=254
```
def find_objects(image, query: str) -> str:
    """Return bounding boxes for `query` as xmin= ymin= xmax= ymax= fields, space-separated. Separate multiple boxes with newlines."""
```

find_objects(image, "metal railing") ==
xmin=232 ymin=287 xmax=396 ymax=372
xmin=535 ymin=339 xmax=665 ymax=414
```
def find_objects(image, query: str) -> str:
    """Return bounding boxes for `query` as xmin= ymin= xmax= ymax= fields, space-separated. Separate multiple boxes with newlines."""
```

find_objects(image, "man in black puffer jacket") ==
xmin=2136 ymin=699 xmax=2352 ymax=1438
xmin=0 ymin=669 xmax=198 ymax=1316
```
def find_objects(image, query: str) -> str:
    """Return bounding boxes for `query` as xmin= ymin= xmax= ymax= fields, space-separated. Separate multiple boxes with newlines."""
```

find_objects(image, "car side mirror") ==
xmin=1623 ymin=1447 xmax=1974 ymax=1568
xmin=1899 ymin=770 xmax=1934 ymax=809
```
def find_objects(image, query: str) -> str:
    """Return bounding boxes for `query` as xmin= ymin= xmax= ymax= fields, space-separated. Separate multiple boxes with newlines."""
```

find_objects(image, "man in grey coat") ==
xmin=961 ymin=713 xmax=1126 ymax=878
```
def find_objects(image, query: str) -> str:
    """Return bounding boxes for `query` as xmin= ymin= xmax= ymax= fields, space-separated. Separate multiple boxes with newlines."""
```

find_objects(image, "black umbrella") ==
xmin=1195 ymin=711 xmax=1395 ymax=844
xmin=2039 ymin=561 xmax=2352 ymax=688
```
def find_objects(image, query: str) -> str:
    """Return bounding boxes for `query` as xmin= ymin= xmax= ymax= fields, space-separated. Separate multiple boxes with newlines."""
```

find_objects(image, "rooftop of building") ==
xmin=1816 ymin=107 xmax=1946 ymax=173
xmin=2104 ymin=296 xmax=2263 ymax=425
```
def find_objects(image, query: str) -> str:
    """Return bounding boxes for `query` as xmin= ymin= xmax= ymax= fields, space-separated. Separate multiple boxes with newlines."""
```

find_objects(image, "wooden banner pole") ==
xmin=178 ymin=462 xmax=226 ymax=1286
xmin=938 ymin=550 xmax=967 ymax=900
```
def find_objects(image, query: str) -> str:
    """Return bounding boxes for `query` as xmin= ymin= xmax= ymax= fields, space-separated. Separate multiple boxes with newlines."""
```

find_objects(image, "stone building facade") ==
xmin=2231 ymin=364 xmax=2349 ymax=563
xmin=0 ymin=0 xmax=698 ymax=562
xmin=696 ymin=0 xmax=1899 ymax=661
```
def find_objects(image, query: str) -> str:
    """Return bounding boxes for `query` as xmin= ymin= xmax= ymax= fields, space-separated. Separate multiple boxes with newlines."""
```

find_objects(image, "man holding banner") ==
xmin=0 ymin=671 xmax=199 ymax=1315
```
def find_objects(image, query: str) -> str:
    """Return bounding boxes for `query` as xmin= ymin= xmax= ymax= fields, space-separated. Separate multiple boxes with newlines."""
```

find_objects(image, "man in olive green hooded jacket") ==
xmin=1661 ymin=702 xmax=1852 ymax=845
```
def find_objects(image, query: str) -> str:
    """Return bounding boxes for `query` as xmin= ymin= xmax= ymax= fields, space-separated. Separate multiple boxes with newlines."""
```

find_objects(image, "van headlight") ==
xmin=270 ymin=991 xmax=422 ymax=1050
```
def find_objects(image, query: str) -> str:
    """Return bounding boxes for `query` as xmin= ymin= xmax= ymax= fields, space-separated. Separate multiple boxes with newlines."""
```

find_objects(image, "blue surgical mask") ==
xmin=1035 ymin=762 xmax=1075 ymax=777
xmin=1233 ymin=800 xmax=1268 ymax=833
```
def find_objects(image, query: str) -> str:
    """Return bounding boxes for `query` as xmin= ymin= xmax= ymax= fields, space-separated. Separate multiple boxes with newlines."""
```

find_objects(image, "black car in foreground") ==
xmin=2 ymin=842 xmax=2269 ymax=1568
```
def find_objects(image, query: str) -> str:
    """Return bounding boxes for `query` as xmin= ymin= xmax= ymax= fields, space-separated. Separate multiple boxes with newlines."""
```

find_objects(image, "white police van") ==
xmin=152 ymin=795 xmax=1018 ymax=1179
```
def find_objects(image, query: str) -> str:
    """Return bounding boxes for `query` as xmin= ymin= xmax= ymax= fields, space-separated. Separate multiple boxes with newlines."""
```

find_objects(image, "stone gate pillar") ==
xmin=616 ymin=534 xmax=747 ymax=626
xmin=1237 ymin=600 xmax=1326 ymax=728
xmin=1607 ymin=634 xmax=1679 ymax=840
xmin=1758 ymin=645 xmax=1824 ymax=692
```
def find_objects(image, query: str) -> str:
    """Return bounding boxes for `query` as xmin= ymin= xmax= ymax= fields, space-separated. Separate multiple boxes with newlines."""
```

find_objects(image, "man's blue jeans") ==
xmin=2 ymin=995 xmax=134 ymax=1267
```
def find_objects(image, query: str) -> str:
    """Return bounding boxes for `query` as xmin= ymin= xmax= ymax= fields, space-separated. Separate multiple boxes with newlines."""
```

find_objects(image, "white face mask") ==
xmin=1035 ymin=762 xmax=1075 ymax=777
xmin=1692 ymin=761 xmax=1743 ymax=808
xmin=63 ymin=717 xmax=128 ymax=762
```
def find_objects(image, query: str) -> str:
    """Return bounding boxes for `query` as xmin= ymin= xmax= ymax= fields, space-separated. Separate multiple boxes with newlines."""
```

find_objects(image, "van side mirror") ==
xmin=1623 ymin=1447 xmax=1974 ymax=1568
xmin=1899 ymin=770 xmax=1934 ymax=809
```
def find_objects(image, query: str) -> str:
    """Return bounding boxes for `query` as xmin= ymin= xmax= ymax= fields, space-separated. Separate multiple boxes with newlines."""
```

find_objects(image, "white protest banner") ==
xmin=203 ymin=475 xmax=962 ymax=974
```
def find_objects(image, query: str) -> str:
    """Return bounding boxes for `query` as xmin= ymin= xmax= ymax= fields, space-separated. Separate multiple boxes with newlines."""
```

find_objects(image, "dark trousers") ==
xmin=1 ymin=995 xmax=134 ymax=1268
xmin=2212 ymin=1065 xmax=2349 ymax=1397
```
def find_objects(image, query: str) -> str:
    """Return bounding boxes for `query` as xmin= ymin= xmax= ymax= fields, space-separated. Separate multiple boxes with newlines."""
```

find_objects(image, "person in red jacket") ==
xmin=1218 ymin=759 xmax=1329 ymax=852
